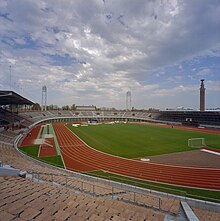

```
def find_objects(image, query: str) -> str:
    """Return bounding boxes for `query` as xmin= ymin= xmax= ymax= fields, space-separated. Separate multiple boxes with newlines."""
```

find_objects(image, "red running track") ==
xmin=53 ymin=123 xmax=220 ymax=190
xmin=21 ymin=125 xmax=41 ymax=146
xmin=39 ymin=138 xmax=57 ymax=157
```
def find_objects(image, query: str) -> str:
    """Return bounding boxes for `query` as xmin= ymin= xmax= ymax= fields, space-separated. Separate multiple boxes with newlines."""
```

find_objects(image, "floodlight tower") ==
xmin=42 ymin=85 xmax=47 ymax=111
xmin=9 ymin=65 xmax=12 ymax=90
xmin=126 ymin=91 xmax=131 ymax=111
xmin=200 ymin=79 xmax=205 ymax=112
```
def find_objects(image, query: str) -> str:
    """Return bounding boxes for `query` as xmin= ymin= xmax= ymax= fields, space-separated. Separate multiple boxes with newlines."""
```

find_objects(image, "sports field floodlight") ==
xmin=42 ymin=85 xmax=47 ymax=111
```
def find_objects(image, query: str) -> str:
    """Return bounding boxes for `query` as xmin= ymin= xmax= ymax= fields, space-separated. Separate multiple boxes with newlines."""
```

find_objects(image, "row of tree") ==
xmin=31 ymin=103 xmax=160 ymax=112
xmin=31 ymin=103 xmax=76 ymax=111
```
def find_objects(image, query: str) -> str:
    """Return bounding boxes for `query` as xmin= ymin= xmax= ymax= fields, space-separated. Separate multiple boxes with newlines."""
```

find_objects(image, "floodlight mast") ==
xmin=42 ymin=85 xmax=47 ymax=111
xmin=9 ymin=65 xmax=12 ymax=90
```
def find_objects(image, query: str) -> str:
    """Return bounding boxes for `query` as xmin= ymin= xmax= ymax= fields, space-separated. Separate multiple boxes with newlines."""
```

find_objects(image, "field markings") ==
xmin=50 ymin=123 xmax=67 ymax=170
xmin=64 ymin=123 xmax=220 ymax=171
xmin=201 ymin=149 xmax=220 ymax=156
xmin=37 ymin=145 xmax=41 ymax=158
xmin=67 ymin=125 xmax=119 ymax=155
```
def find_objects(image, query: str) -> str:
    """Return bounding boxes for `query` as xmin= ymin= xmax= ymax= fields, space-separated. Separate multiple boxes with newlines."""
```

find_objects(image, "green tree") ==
xmin=71 ymin=104 xmax=76 ymax=110
xmin=32 ymin=103 xmax=41 ymax=110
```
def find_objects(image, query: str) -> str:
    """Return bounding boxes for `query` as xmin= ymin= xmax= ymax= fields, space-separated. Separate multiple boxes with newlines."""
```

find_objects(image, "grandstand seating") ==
xmin=0 ymin=108 xmax=33 ymax=129
xmin=153 ymin=111 xmax=220 ymax=126
xmin=0 ymin=140 xmax=179 ymax=220
xmin=0 ymin=140 xmax=180 ymax=213
xmin=1 ymin=140 xmax=220 ymax=220
xmin=0 ymin=131 xmax=17 ymax=144
xmin=192 ymin=207 xmax=220 ymax=221
xmin=0 ymin=143 xmax=65 ymax=176
xmin=18 ymin=110 xmax=220 ymax=127
xmin=0 ymin=108 xmax=21 ymax=127
xmin=0 ymin=129 xmax=20 ymax=145
xmin=1 ymin=115 xmax=220 ymax=220
xmin=0 ymin=176 xmax=166 ymax=220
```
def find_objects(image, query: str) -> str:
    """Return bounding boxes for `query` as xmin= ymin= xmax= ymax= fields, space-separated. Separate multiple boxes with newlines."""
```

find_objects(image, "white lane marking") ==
xmin=201 ymin=149 xmax=220 ymax=156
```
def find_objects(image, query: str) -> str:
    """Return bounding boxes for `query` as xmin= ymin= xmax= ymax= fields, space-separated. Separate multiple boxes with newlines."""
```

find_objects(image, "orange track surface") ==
xmin=21 ymin=125 xmax=41 ymax=146
xmin=52 ymin=123 xmax=220 ymax=190
xmin=39 ymin=138 xmax=57 ymax=157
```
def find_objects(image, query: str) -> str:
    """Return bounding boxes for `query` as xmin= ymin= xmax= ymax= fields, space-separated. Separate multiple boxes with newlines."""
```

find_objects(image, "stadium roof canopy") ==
xmin=0 ymin=90 xmax=34 ymax=105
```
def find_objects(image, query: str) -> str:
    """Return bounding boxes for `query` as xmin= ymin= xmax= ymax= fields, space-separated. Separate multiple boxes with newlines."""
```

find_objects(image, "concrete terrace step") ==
xmin=181 ymin=201 xmax=199 ymax=221
xmin=0 ymin=176 xmax=166 ymax=221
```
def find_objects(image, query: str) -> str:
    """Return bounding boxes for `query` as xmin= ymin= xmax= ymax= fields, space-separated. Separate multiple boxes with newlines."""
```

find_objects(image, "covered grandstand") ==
xmin=0 ymin=90 xmax=34 ymax=129
xmin=0 ymin=90 xmax=34 ymax=106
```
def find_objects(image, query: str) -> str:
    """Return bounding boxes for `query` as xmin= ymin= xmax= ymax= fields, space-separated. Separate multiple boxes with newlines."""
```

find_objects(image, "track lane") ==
xmin=53 ymin=123 xmax=220 ymax=190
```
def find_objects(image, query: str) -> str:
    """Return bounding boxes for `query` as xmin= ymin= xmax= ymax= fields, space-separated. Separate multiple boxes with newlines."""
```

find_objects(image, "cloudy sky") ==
xmin=0 ymin=0 xmax=219 ymax=110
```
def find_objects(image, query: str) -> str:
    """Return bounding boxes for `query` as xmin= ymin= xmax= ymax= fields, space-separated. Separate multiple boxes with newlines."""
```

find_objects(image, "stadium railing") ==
xmin=30 ymin=171 xmax=168 ymax=213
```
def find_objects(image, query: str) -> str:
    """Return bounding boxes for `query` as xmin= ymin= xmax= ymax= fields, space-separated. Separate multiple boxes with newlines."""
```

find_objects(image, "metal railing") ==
xmin=30 ymin=172 xmax=163 ymax=212
xmin=107 ymin=174 xmax=187 ymax=197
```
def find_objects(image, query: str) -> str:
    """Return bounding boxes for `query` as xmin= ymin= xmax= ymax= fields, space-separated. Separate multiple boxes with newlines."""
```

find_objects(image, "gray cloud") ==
xmin=0 ymin=0 xmax=219 ymax=109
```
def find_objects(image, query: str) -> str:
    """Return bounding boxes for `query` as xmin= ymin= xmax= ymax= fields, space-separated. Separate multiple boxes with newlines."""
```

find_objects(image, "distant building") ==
xmin=75 ymin=105 xmax=96 ymax=111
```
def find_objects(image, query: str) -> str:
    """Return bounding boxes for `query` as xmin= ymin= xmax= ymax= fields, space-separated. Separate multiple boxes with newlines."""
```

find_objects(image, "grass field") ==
xmin=67 ymin=123 xmax=220 ymax=158
xmin=18 ymin=145 xmax=64 ymax=168
xmin=19 ymin=145 xmax=39 ymax=157
xmin=40 ymin=156 xmax=64 ymax=168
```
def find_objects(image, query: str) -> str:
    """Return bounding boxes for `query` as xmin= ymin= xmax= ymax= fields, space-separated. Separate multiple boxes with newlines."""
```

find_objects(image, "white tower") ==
xmin=126 ymin=91 xmax=131 ymax=110
xmin=42 ymin=85 xmax=47 ymax=111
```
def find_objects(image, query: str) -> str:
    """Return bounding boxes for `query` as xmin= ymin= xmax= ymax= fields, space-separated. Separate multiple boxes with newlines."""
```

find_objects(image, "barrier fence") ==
xmin=31 ymin=172 xmax=164 ymax=212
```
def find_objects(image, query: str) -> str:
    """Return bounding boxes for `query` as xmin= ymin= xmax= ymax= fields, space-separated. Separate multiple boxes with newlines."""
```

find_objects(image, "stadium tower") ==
xmin=126 ymin=91 xmax=131 ymax=110
xmin=41 ymin=85 xmax=47 ymax=111
xmin=200 ymin=79 xmax=205 ymax=112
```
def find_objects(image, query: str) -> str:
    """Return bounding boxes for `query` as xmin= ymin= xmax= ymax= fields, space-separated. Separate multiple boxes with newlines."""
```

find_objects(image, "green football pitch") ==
xmin=67 ymin=123 xmax=220 ymax=158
